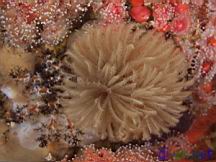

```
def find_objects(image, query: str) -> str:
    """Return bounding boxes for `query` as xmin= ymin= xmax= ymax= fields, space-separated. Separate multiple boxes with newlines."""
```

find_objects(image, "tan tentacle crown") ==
xmin=61 ymin=23 xmax=193 ymax=142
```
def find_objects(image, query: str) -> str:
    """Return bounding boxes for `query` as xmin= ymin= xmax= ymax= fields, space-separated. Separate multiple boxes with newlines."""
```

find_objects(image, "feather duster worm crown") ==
xmin=62 ymin=24 xmax=192 ymax=142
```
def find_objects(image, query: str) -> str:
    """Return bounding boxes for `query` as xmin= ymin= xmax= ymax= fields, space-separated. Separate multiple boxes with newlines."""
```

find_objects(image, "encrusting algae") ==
xmin=0 ymin=46 xmax=36 ymax=79
xmin=0 ymin=0 xmax=215 ymax=161
xmin=0 ymin=46 xmax=36 ymax=103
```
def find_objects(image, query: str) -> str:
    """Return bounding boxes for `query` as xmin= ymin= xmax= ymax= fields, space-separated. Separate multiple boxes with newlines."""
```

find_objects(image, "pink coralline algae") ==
xmin=1 ymin=0 xmax=216 ymax=162
xmin=73 ymin=147 xmax=117 ymax=162
xmin=191 ymin=0 xmax=204 ymax=6
xmin=153 ymin=3 xmax=174 ymax=32
xmin=0 ymin=0 xmax=90 ymax=48
xmin=2 ymin=4 xmax=37 ymax=48
xmin=97 ymin=0 xmax=127 ymax=24
xmin=208 ymin=0 xmax=216 ymax=11
xmin=152 ymin=2 xmax=191 ymax=34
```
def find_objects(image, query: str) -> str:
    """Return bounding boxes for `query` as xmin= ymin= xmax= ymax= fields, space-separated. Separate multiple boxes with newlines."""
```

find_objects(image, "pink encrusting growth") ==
xmin=0 ymin=0 xmax=92 ymax=48
xmin=95 ymin=0 xmax=128 ymax=24
xmin=1 ymin=0 xmax=216 ymax=162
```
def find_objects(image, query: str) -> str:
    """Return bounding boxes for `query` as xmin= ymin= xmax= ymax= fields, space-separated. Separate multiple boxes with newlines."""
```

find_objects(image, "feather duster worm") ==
xmin=61 ymin=24 xmax=193 ymax=142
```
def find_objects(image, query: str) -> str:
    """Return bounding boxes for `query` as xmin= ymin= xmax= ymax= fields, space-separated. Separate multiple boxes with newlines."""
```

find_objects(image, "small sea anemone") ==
xmin=61 ymin=23 xmax=192 ymax=142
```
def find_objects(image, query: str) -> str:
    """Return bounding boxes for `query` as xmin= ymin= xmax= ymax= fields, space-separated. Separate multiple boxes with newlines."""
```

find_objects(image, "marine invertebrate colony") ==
xmin=62 ymin=23 xmax=192 ymax=142
xmin=0 ymin=0 xmax=91 ymax=48
xmin=0 ymin=46 xmax=36 ymax=103
xmin=0 ymin=46 xmax=35 ymax=79
xmin=1 ymin=0 xmax=216 ymax=161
